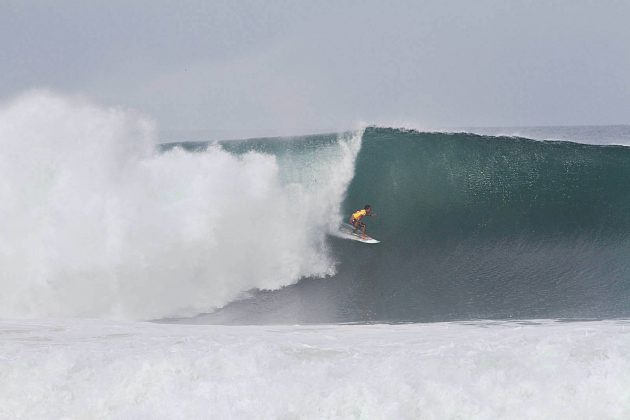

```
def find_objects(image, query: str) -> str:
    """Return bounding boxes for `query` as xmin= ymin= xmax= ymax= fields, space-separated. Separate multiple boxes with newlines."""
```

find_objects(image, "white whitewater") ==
xmin=0 ymin=91 xmax=362 ymax=320
xmin=1 ymin=319 xmax=629 ymax=419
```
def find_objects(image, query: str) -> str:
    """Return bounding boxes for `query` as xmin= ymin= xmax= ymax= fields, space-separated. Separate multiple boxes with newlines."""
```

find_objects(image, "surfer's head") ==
xmin=364 ymin=204 xmax=372 ymax=214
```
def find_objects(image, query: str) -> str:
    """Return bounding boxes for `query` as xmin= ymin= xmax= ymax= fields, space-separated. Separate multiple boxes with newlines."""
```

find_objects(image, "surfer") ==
xmin=349 ymin=205 xmax=374 ymax=239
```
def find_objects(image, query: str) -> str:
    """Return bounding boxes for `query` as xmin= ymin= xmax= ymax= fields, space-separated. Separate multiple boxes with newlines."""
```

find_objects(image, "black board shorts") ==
xmin=351 ymin=219 xmax=366 ymax=229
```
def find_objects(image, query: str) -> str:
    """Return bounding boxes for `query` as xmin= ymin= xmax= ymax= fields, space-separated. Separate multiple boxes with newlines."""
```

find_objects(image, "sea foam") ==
xmin=1 ymin=319 xmax=629 ymax=419
xmin=0 ymin=91 xmax=361 ymax=320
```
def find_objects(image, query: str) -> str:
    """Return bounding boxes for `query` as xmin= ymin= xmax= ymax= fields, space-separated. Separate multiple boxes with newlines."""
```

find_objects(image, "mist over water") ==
xmin=0 ymin=91 xmax=360 ymax=320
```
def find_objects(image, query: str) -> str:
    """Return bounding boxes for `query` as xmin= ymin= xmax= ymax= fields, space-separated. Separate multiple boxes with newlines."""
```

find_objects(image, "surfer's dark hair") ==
xmin=364 ymin=205 xmax=371 ymax=210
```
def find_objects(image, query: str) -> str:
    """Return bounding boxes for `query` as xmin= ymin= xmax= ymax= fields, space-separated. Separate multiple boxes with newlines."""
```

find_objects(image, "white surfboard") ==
xmin=338 ymin=223 xmax=381 ymax=244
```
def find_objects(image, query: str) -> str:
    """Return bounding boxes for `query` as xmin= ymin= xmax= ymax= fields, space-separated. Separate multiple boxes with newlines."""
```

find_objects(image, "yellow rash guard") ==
xmin=351 ymin=209 xmax=367 ymax=221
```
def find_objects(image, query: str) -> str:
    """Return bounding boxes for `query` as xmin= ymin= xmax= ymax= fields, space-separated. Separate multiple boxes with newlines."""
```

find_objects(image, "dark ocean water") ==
xmin=166 ymin=126 xmax=630 ymax=324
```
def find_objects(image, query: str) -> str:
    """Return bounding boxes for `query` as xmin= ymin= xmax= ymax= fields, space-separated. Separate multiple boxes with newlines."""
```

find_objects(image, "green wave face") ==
xmin=349 ymin=127 xmax=630 ymax=242
xmin=333 ymin=127 xmax=630 ymax=322
xmin=188 ymin=127 xmax=630 ymax=323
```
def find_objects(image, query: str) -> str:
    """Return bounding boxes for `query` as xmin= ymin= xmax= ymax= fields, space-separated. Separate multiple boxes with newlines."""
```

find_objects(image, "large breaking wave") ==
xmin=200 ymin=127 xmax=630 ymax=324
xmin=2 ymin=91 xmax=630 ymax=323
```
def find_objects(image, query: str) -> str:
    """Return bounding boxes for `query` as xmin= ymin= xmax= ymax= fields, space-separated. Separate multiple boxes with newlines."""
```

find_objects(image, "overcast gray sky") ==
xmin=1 ymin=0 xmax=629 ymax=135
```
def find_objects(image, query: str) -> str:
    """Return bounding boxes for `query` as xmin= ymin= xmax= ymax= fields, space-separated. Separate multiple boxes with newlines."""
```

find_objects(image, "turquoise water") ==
xmin=167 ymin=126 xmax=630 ymax=324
